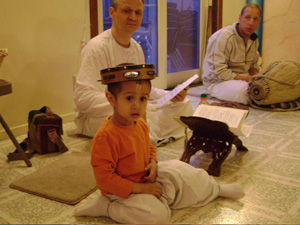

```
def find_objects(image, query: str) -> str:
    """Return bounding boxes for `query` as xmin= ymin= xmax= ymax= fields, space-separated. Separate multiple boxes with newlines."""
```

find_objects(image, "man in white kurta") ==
xmin=73 ymin=0 xmax=193 ymax=143
xmin=202 ymin=3 xmax=262 ymax=104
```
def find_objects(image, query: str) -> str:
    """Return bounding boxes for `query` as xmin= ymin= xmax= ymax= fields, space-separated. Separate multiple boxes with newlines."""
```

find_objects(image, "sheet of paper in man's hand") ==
xmin=157 ymin=74 xmax=199 ymax=107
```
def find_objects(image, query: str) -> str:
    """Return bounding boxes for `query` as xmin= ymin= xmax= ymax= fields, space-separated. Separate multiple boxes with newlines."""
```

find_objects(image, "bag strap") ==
xmin=47 ymin=128 xmax=68 ymax=153
xmin=40 ymin=106 xmax=54 ymax=116
xmin=7 ymin=137 xmax=35 ymax=161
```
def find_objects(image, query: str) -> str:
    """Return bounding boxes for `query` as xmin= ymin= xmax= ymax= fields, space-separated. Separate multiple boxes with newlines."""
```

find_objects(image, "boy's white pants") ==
xmin=105 ymin=160 xmax=220 ymax=224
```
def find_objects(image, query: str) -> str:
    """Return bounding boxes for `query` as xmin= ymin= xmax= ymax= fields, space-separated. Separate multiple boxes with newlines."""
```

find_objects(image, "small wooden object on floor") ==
xmin=0 ymin=79 xmax=32 ymax=167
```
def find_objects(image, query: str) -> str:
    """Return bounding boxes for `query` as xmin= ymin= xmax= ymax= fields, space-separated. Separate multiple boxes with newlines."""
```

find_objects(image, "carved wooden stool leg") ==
xmin=233 ymin=136 xmax=248 ymax=151
xmin=180 ymin=139 xmax=199 ymax=163
xmin=180 ymin=149 xmax=190 ymax=163
xmin=207 ymin=145 xmax=232 ymax=176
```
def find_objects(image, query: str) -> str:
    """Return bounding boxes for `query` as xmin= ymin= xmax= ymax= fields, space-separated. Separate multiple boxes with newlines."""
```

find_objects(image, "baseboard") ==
xmin=0 ymin=112 xmax=75 ymax=141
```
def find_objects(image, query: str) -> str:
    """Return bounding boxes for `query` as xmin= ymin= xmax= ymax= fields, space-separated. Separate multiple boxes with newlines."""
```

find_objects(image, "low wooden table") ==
xmin=0 ymin=79 xmax=32 ymax=167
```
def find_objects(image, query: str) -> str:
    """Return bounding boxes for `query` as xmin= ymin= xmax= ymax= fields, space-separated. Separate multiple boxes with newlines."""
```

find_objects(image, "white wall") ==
xmin=0 ymin=0 xmax=88 ymax=139
xmin=262 ymin=0 xmax=300 ymax=67
xmin=222 ymin=0 xmax=245 ymax=27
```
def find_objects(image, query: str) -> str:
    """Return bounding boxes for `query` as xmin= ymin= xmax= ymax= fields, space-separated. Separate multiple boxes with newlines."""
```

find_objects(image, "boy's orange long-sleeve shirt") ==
xmin=91 ymin=116 xmax=157 ymax=199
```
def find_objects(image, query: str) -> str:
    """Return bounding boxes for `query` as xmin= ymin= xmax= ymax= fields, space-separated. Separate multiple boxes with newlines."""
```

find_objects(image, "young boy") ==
xmin=74 ymin=64 xmax=245 ymax=224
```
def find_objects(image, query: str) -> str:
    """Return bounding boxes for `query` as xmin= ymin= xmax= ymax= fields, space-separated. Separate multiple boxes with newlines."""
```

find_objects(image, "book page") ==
xmin=193 ymin=104 xmax=248 ymax=128
xmin=158 ymin=74 xmax=199 ymax=107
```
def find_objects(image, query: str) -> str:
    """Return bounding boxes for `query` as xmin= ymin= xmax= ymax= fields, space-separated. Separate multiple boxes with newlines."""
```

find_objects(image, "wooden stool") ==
xmin=179 ymin=116 xmax=247 ymax=176
xmin=0 ymin=79 xmax=32 ymax=167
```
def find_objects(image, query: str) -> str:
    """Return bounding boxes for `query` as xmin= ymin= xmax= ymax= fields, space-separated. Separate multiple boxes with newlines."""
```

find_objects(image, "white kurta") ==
xmin=202 ymin=23 xmax=260 ymax=104
xmin=73 ymin=29 xmax=193 ymax=141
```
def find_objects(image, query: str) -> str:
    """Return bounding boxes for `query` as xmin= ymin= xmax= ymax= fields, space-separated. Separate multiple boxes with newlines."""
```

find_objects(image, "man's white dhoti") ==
xmin=206 ymin=80 xmax=249 ymax=105
xmin=147 ymin=100 xmax=193 ymax=144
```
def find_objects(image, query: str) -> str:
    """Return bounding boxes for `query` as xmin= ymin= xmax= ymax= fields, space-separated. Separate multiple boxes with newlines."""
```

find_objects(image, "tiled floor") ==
xmin=0 ymin=86 xmax=300 ymax=224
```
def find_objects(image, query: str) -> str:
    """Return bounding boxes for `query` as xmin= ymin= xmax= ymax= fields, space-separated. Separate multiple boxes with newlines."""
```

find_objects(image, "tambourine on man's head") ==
xmin=99 ymin=63 xmax=156 ymax=85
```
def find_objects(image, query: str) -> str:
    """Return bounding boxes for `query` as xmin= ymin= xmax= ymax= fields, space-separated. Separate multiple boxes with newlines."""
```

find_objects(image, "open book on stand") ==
xmin=192 ymin=104 xmax=252 ymax=137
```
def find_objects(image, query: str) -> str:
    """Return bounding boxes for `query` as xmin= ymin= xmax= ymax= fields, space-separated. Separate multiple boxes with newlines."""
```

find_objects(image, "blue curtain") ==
xmin=246 ymin=0 xmax=264 ymax=54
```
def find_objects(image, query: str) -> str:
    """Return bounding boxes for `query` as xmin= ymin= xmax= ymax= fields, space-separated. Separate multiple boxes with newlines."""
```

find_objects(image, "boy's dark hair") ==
xmin=108 ymin=80 xmax=151 ymax=98
xmin=107 ymin=82 xmax=122 ymax=98
xmin=241 ymin=3 xmax=262 ymax=17
xmin=112 ymin=0 xmax=145 ymax=10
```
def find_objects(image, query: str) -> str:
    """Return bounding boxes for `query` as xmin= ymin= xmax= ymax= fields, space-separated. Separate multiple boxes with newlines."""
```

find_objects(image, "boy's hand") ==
xmin=132 ymin=182 xmax=162 ymax=198
xmin=144 ymin=159 xmax=157 ymax=183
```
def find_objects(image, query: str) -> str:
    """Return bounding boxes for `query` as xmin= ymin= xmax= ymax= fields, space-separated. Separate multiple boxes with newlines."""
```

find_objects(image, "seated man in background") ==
xmin=73 ymin=0 xmax=193 ymax=144
xmin=202 ymin=3 xmax=262 ymax=105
